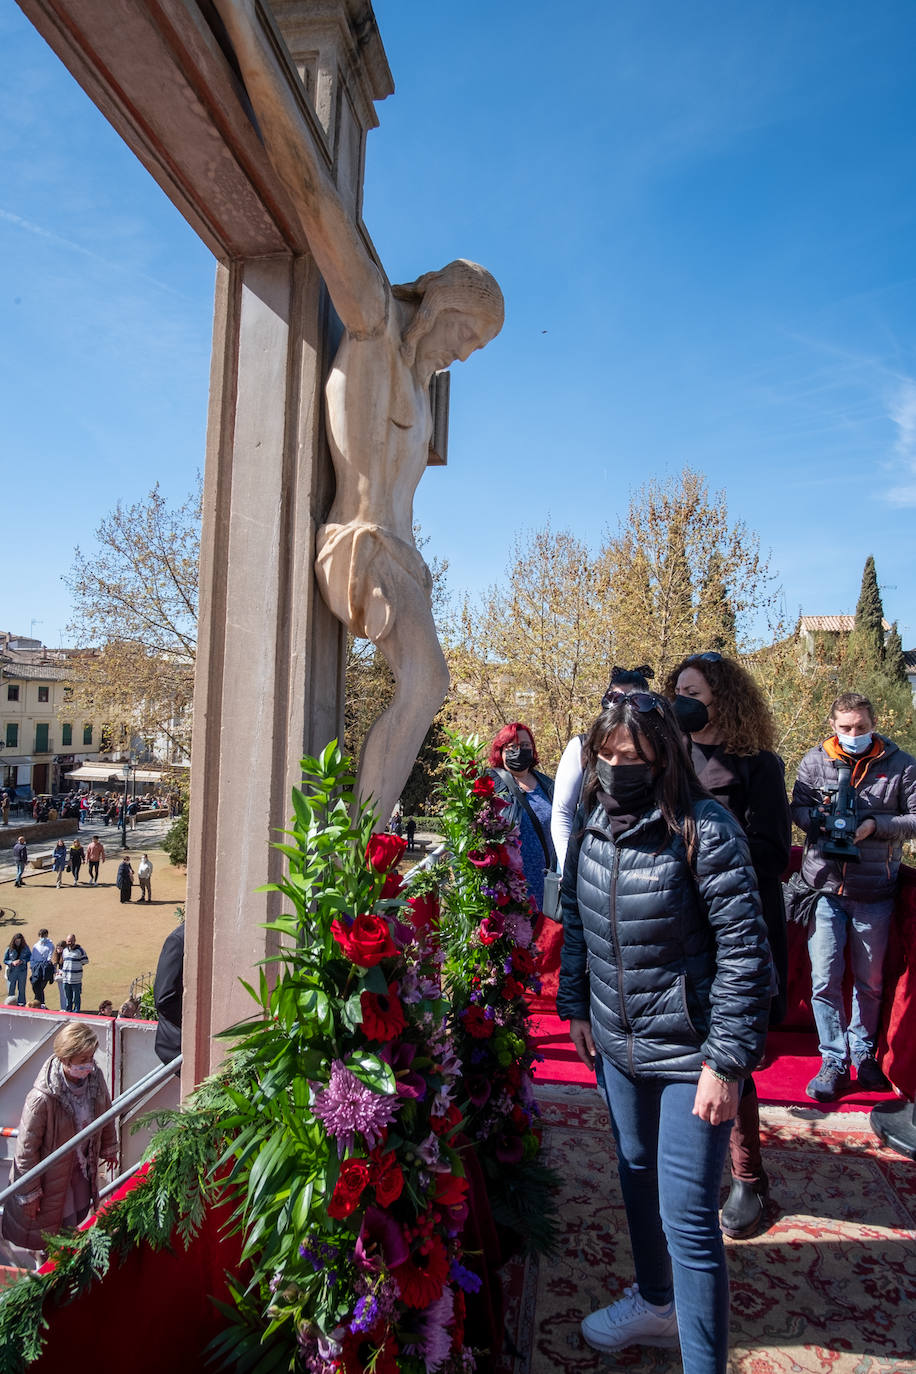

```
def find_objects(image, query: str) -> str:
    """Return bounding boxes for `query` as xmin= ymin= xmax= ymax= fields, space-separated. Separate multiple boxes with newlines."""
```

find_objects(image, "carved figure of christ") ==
xmin=213 ymin=0 xmax=503 ymax=823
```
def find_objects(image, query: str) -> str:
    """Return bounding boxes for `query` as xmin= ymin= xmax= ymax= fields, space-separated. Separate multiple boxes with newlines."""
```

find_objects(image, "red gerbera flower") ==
xmin=341 ymin=1324 xmax=400 ymax=1374
xmin=396 ymin=1234 xmax=449 ymax=1308
xmin=511 ymin=946 xmax=536 ymax=976
xmin=461 ymin=1005 xmax=495 ymax=1039
xmin=360 ymin=984 xmax=407 ymax=1041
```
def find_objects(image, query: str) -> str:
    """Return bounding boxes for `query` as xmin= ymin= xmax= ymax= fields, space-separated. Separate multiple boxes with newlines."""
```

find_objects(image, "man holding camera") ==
xmin=791 ymin=693 xmax=916 ymax=1101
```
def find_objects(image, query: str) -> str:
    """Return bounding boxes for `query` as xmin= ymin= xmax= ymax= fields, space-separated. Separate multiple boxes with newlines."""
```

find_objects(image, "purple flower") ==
xmin=403 ymin=1287 xmax=455 ymax=1372
xmin=349 ymin=1294 xmax=379 ymax=1334
xmin=378 ymin=1040 xmax=426 ymax=1100
xmin=449 ymin=1259 xmax=483 ymax=1294
xmin=355 ymin=1205 xmax=408 ymax=1270
xmin=311 ymin=1059 xmax=400 ymax=1155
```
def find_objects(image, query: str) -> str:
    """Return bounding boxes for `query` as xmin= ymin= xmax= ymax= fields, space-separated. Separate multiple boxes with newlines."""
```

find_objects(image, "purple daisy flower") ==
xmin=311 ymin=1059 xmax=400 ymax=1155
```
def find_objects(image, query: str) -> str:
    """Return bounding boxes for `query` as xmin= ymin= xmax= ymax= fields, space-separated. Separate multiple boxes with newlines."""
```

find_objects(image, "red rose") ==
xmin=331 ymin=913 xmax=399 ymax=967
xmin=365 ymin=833 xmax=407 ymax=873
xmin=503 ymin=976 xmax=526 ymax=999
xmin=478 ymin=914 xmax=504 ymax=946
xmin=370 ymin=1147 xmax=404 ymax=1207
xmin=406 ymin=892 xmax=439 ymax=932
xmin=461 ymin=1005 xmax=495 ymax=1039
xmin=434 ymin=1172 xmax=469 ymax=1208
xmin=511 ymin=946 xmax=535 ymax=976
xmin=360 ymin=984 xmax=407 ymax=1041
xmin=327 ymin=1157 xmax=371 ymax=1219
xmin=430 ymin=1103 xmax=463 ymax=1136
xmin=467 ymin=845 xmax=508 ymax=869
xmin=380 ymin=871 xmax=403 ymax=899
xmin=471 ymin=775 xmax=496 ymax=797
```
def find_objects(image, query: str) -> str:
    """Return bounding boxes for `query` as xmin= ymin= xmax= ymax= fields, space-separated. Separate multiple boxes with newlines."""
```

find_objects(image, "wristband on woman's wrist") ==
xmin=702 ymin=1060 xmax=736 ymax=1084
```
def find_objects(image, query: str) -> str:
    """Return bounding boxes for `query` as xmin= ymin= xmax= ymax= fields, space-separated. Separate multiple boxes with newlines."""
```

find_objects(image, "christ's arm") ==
xmin=213 ymin=0 xmax=388 ymax=336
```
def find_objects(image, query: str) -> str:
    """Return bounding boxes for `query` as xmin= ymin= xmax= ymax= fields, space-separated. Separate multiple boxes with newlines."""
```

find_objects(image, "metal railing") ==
xmin=0 ymin=1054 xmax=182 ymax=1210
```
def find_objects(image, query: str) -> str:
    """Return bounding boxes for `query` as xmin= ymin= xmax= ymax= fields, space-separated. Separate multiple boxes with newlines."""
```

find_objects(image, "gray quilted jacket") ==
xmin=790 ymin=735 xmax=916 ymax=902
xmin=556 ymin=798 xmax=772 ymax=1081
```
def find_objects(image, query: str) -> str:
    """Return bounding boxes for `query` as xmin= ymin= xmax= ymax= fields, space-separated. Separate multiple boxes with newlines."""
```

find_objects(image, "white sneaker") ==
xmin=581 ymin=1283 xmax=679 ymax=1352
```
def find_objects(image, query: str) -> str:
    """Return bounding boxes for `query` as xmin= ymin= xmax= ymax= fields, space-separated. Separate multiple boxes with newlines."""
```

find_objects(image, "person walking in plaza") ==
xmin=127 ymin=798 xmax=139 ymax=831
xmin=557 ymin=690 xmax=771 ymax=1373
xmin=68 ymin=837 xmax=85 ymax=886
xmin=791 ymin=691 xmax=916 ymax=1101
xmin=116 ymin=857 xmax=135 ymax=904
xmin=29 ymin=929 xmax=56 ymax=1009
xmin=85 ymin=835 xmax=106 ymax=886
xmin=137 ymin=853 xmax=153 ymax=903
xmin=665 ymin=650 xmax=791 ymax=1240
xmin=59 ymin=934 xmax=89 ymax=1013
xmin=5 ymin=932 xmax=31 ymax=1006
xmin=51 ymin=838 xmax=68 ymax=888
xmin=13 ymin=835 xmax=28 ymax=887
xmin=1 ymin=1020 xmax=118 ymax=1257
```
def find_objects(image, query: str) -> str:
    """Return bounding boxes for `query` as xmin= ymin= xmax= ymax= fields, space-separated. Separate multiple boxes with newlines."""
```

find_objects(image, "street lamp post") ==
xmin=121 ymin=760 xmax=130 ymax=849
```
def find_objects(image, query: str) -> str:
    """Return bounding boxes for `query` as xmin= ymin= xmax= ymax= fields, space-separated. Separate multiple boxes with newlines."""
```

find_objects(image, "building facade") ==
xmin=0 ymin=635 xmax=100 ymax=796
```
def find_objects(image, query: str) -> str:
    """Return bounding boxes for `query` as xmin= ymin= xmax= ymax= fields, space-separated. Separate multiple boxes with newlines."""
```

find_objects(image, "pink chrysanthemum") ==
xmin=311 ymin=1060 xmax=400 ymax=1156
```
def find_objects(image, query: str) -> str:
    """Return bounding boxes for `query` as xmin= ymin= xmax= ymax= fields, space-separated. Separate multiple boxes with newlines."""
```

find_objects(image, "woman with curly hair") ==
xmin=665 ymin=651 xmax=791 ymax=1241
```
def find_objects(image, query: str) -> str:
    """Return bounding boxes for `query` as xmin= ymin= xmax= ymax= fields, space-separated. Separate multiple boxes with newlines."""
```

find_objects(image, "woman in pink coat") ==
xmin=1 ymin=1022 xmax=118 ymax=1253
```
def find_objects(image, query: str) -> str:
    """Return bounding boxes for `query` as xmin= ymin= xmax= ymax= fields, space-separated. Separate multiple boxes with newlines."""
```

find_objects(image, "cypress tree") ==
xmin=885 ymin=621 xmax=909 ymax=687
xmin=851 ymin=555 xmax=885 ymax=669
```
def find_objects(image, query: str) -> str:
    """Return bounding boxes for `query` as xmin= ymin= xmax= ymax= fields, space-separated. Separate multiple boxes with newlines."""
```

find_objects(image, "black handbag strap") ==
xmin=493 ymin=768 xmax=556 ymax=870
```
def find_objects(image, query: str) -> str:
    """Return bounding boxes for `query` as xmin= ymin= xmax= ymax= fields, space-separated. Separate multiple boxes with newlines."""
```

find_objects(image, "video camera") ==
xmin=819 ymin=761 xmax=861 ymax=864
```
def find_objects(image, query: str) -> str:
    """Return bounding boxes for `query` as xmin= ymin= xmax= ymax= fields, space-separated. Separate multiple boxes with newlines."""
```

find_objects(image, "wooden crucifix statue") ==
xmin=214 ymin=0 xmax=504 ymax=825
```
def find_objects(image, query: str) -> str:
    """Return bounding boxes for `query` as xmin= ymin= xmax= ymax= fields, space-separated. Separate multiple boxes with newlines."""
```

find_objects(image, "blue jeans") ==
xmin=807 ymin=894 xmax=894 ymax=1068
xmin=15 ymin=861 xmax=26 ymax=885
xmin=62 ymin=982 xmax=81 ymax=1013
xmin=6 ymin=963 xmax=28 ymax=1005
xmin=601 ymin=1056 xmax=733 ymax=1374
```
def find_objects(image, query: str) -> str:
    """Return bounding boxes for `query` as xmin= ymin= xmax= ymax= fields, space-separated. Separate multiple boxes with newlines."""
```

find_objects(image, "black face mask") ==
xmin=595 ymin=761 xmax=656 ymax=810
xmin=503 ymin=745 xmax=534 ymax=773
xmin=673 ymin=695 xmax=709 ymax=734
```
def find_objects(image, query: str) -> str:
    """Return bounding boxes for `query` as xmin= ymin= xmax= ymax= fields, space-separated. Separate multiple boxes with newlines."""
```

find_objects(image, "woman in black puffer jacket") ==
xmin=557 ymin=690 xmax=772 ymax=1374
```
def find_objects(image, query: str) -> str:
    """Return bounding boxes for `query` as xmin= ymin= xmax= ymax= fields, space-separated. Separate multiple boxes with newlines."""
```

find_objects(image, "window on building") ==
xmin=83 ymin=724 xmax=93 ymax=746
xmin=35 ymin=723 xmax=50 ymax=752
xmin=63 ymin=687 xmax=73 ymax=702
xmin=5 ymin=723 xmax=17 ymax=748
xmin=62 ymin=723 xmax=73 ymax=746
xmin=37 ymin=686 xmax=49 ymax=703
xmin=7 ymin=685 xmax=19 ymax=702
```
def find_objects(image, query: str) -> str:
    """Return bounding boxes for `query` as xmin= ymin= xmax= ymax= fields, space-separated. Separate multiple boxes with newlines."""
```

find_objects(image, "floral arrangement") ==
xmin=0 ymin=739 xmax=557 ymax=1373
xmin=434 ymin=736 xmax=559 ymax=1252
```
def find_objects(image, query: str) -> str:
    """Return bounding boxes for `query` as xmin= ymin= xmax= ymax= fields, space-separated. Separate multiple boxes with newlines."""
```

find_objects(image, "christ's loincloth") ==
xmin=315 ymin=521 xmax=434 ymax=643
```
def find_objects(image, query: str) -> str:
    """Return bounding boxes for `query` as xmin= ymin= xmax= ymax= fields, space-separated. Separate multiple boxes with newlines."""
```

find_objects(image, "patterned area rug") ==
xmin=497 ymin=1086 xmax=916 ymax=1374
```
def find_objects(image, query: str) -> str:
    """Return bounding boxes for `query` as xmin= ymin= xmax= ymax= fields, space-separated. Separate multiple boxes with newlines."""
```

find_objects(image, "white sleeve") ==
xmin=551 ymin=736 xmax=586 ymax=871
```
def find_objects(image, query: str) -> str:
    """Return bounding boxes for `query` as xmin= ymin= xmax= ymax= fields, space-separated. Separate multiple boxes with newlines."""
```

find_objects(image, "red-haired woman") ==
xmin=488 ymin=723 xmax=556 ymax=912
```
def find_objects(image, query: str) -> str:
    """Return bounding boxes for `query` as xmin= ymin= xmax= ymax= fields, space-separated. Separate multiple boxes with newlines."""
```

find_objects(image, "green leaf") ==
xmin=346 ymin=1050 xmax=396 ymax=1094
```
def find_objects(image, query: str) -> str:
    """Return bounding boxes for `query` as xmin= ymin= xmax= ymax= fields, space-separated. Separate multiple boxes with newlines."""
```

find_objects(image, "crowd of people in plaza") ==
xmin=1 ymin=787 xmax=182 ymax=828
xmin=3 ymin=926 xmax=144 ymax=1017
xmin=11 ymin=832 xmax=154 ymax=903
xmin=480 ymin=654 xmax=915 ymax=1374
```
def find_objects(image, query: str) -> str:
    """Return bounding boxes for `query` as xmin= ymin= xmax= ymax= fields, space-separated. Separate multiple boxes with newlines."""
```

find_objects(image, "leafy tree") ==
xmin=65 ymin=482 xmax=200 ymax=760
xmin=448 ymin=527 xmax=614 ymax=768
xmin=603 ymin=468 xmax=769 ymax=678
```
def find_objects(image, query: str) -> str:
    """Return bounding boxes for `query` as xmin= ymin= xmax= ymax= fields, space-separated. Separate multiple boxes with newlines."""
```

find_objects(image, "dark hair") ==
xmin=663 ymin=653 xmax=775 ymax=755
xmin=8 ymin=933 xmax=27 ymax=952
xmin=602 ymin=664 xmax=654 ymax=703
xmin=489 ymin=722 xmax=539 ymax=768
xmin=581 ymin=695 xmax=708 ymax=858
xmin=830 ymin=692 xmax=874 ymax=724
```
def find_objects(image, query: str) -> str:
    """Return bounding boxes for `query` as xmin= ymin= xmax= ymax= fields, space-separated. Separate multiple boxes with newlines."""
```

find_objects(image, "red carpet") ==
xmin=530 ymin=1014 xmax=899 ymax=1112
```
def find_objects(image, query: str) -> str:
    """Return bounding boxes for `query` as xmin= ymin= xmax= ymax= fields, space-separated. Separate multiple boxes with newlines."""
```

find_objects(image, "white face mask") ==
xmin=64 ymin=1062 xmax=94 ymax=1080
xmin=837 ymin=731 xmax=873 ymax=755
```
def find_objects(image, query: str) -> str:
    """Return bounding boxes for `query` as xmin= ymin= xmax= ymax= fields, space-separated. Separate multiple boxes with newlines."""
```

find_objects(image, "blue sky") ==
xmin=3 ymin=1 xmax=916 ymax=648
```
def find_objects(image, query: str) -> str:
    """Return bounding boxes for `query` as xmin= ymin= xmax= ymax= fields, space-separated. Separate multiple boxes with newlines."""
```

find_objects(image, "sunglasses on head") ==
xmin=687 ymin=652 xmax=724 ymax=664
xmin=602 ymin=689 xmax=665 ymax=714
